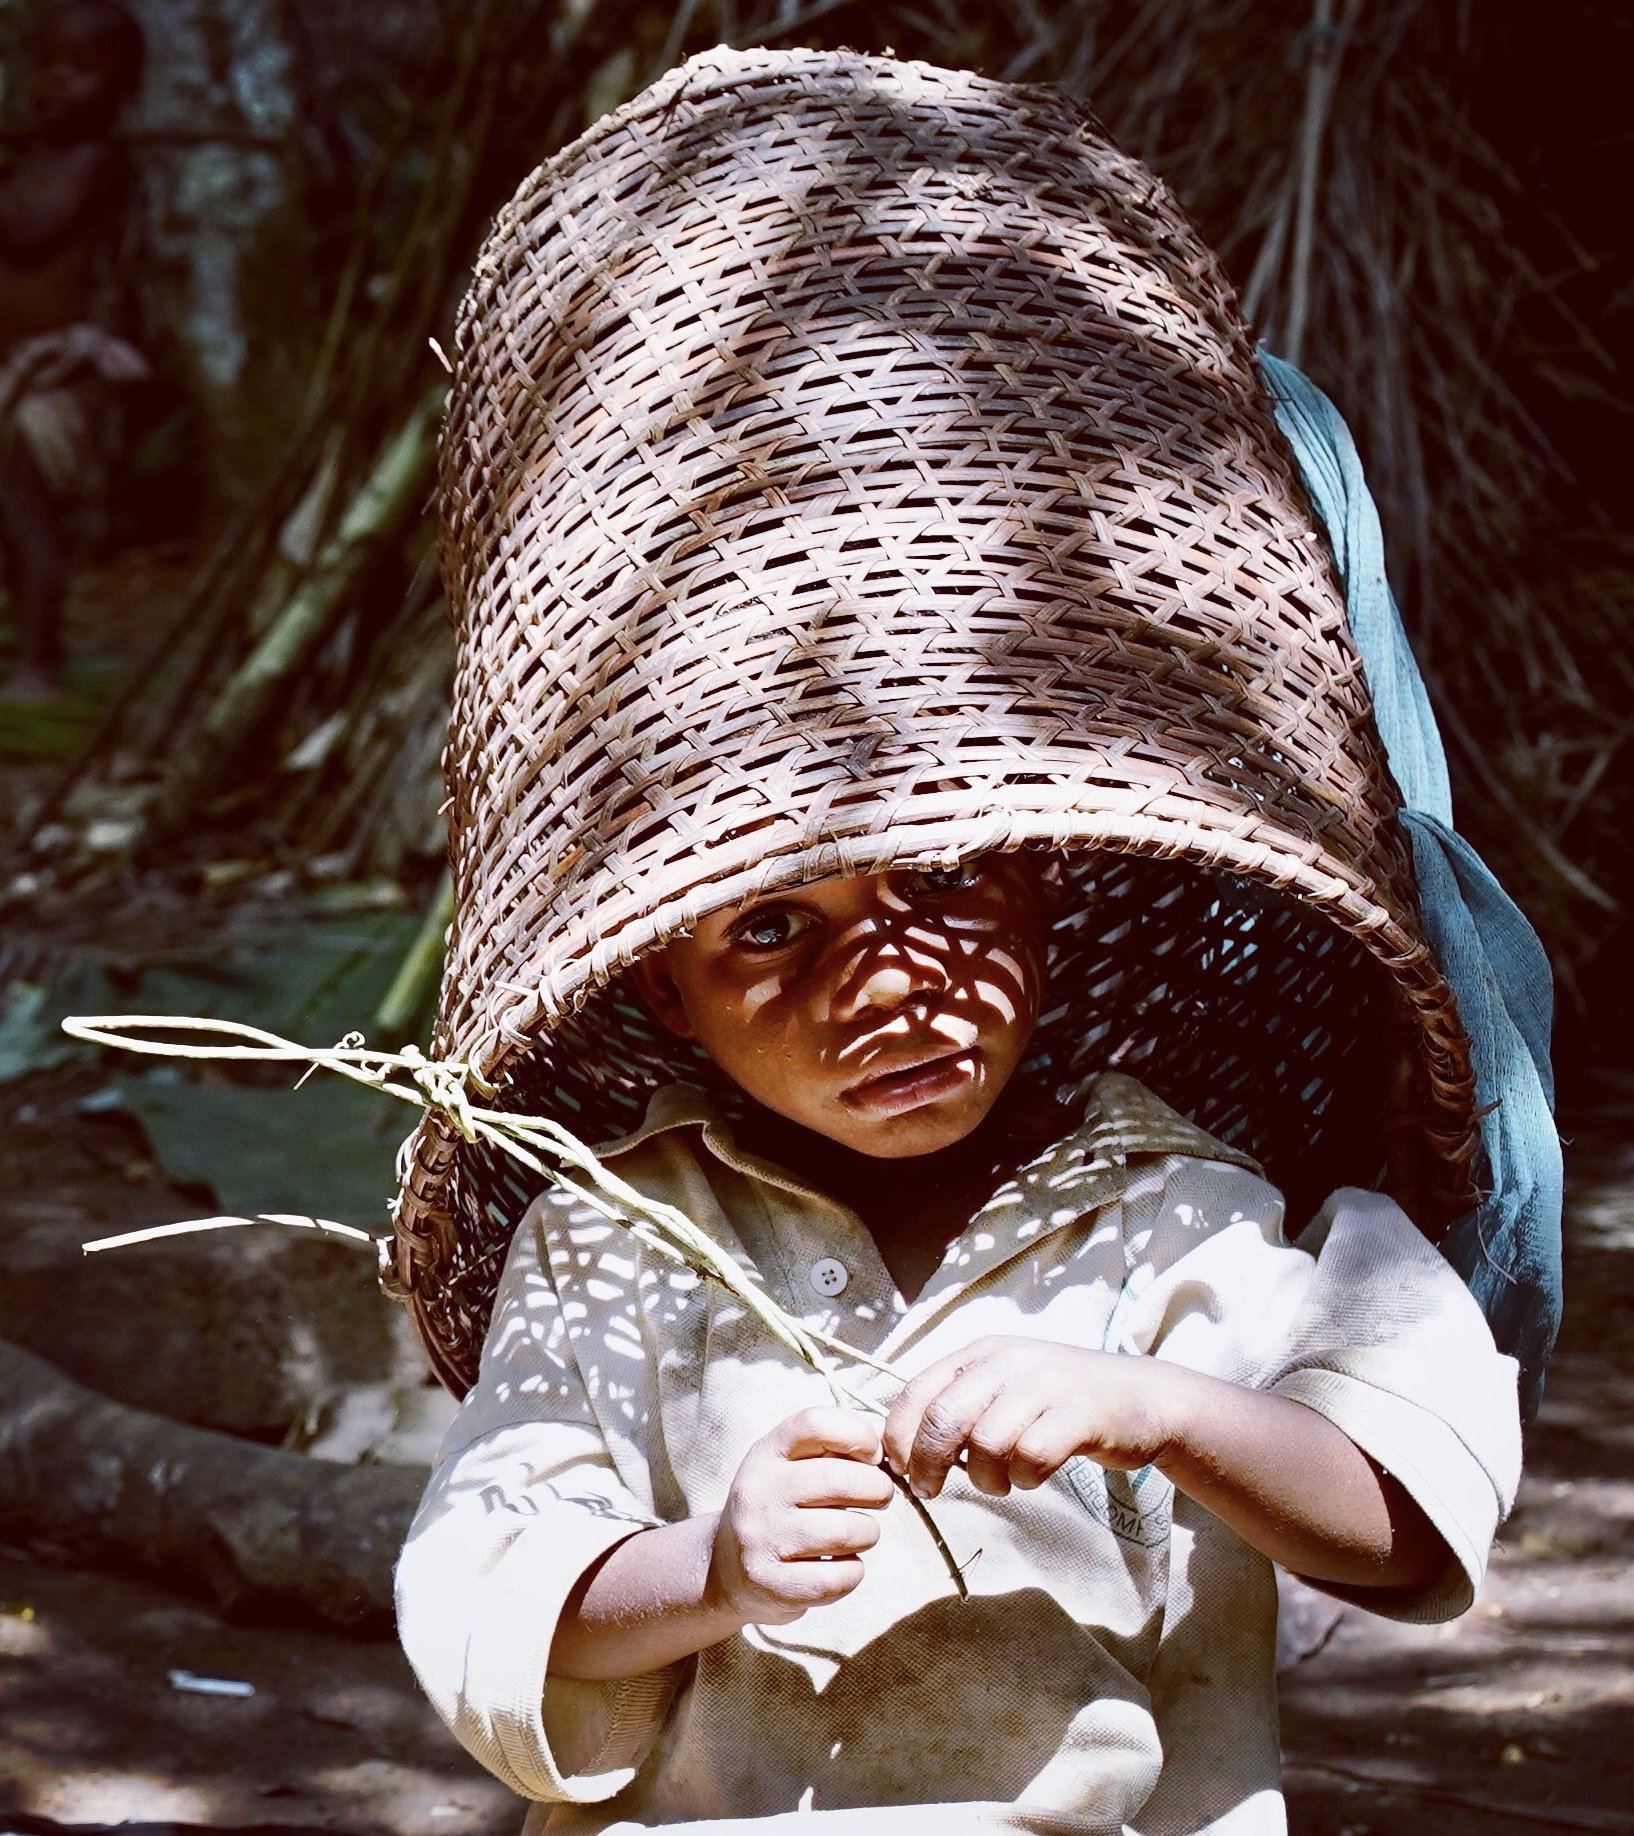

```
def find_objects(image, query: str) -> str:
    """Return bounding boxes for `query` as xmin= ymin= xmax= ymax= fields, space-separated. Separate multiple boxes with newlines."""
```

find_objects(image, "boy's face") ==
xmin=633 ymin=852 xmax=1050 ymax=1158
xmin=32 ymin=6 xmax=134 ymax=132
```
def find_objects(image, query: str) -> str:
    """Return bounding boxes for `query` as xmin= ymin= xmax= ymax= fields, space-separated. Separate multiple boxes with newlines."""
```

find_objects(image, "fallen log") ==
xmin=0 ymin=1337 xmax=421 ymax=1631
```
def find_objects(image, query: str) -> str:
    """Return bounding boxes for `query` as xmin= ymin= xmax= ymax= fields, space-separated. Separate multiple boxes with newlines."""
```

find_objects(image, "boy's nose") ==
xmin=828 ymin=929 xmax=948 ymax=1023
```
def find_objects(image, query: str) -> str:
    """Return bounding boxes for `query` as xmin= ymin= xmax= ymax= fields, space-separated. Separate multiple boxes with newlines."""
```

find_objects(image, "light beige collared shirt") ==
xmin=396 ymin=1074 xmax=1521 ymax=1836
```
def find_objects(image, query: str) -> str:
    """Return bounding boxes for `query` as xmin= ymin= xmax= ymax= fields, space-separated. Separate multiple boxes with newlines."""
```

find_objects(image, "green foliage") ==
xmin=0 ymin=973 xmax=112 ymax=1080
xmin=132 ymin=909 xmax=421 ymax=1050
xmin=110 ymin=1072 xmax=400 ymax=1226
xmin=3 ymin=909 xmax=423 ymax=1224
xmin=0 ymin=655 xmax=123 ymax=758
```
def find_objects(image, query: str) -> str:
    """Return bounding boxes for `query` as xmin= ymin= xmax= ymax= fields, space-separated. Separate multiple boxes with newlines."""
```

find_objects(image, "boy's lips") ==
xmin=841 ymin=1047 xmax=977 ymax=1116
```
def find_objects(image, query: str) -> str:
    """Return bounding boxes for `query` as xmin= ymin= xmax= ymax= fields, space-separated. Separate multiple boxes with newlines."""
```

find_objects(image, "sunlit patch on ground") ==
xmin=1281 ymin=1088 xmax=1634 ymax=1834
xmin=13 ymin=1775 xmax=217 ymax=1826
xmin=0 ymin=1559 xmax=515 ymax=1836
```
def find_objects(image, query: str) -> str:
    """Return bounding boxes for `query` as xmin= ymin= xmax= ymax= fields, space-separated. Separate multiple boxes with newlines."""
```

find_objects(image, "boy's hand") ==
xmin=883 ymin=1336 xmax=1178 ymax=1499
xmin=706 ymin=1405 xmax=894 ymax=1625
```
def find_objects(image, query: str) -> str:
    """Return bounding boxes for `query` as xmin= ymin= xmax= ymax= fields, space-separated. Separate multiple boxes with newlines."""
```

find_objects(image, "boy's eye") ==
xmin=905 ymin=861 xmax=985 ymax=897
xmin=727 ymin=906 xmax=813 ymax=952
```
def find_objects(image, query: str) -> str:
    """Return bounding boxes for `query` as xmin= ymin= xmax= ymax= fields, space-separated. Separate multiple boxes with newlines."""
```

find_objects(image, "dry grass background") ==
xmin=6 ymin=0 xmax=1628 ymax=1038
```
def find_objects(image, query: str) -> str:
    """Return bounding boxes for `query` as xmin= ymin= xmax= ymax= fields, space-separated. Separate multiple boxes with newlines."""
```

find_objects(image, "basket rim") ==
xmin=453 ymin=804 xmax=1430 ymax=1062
xmin=393 ymin=806 xmax=1480 ymax=1393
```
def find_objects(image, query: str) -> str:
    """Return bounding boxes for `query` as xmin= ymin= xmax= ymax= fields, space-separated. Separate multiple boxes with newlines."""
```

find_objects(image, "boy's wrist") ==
xmin=679 ymin=1510 xmax=756 ymax=1636
xmin=1141 ymin=1360 xmax=1226 ymax=1479
xmin=698 ymin=1510 xmax=748 ymax=1623
xmin=552 ymin=1510 xmax=752 ymax=1682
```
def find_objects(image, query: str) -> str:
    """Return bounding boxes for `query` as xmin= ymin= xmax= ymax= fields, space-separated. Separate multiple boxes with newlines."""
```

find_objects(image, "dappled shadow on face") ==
xmin=661 ymin=859 xmax=1050 ymax=1161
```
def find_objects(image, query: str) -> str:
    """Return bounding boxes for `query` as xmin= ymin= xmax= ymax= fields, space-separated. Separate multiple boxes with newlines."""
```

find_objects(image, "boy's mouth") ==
xmin=841 ymin=1047 xmax=977 ymax=1116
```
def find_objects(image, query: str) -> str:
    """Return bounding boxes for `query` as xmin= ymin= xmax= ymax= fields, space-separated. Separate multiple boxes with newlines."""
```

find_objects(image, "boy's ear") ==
xmin=629 ymin=949 xmax=698 ymax=1040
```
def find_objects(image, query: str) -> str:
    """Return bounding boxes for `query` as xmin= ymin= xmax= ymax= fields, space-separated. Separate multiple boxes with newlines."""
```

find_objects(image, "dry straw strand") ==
xmin=61 ymin=1010 xmax=973 ymax=1598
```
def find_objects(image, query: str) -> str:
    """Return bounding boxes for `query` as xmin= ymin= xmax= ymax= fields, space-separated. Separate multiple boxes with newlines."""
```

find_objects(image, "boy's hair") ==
xmin=397 ymin=46 xmax=1474 ymax=1395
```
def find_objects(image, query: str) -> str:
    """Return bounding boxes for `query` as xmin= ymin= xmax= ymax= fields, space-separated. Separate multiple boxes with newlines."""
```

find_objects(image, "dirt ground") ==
xmin=0 ymin=1072 xmax=1626 ymax=1835
xmin=1278 ymin=1072 xmax=1634 ymax=1835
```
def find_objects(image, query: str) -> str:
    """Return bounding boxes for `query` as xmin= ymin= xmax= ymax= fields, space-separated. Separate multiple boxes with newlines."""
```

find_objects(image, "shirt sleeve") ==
xmin=394 ymin=1202 xmax=687 ymax=1804
xmin=1111 ymin=1156 xmax=1522 ymax=1623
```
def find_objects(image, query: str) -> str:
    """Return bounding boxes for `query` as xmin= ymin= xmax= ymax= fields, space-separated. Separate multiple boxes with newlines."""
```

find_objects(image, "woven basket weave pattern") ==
xmin=399 ymin=48 xmax=1476 ymax=1393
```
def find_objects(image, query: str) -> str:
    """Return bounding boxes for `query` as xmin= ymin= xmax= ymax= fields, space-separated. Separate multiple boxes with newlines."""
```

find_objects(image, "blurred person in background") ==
xmin=0 ymin=0 xmax=147 ymax=703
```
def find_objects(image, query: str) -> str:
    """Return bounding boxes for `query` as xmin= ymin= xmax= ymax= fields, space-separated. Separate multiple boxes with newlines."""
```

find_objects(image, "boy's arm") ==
xmin=553 ymin=1514 xmax=735 ymax=1682
xmin=397 ymin=1202 xmax=705 ymax=1804
xmin=551 ymin=1406 xmax=893 ymax=1682
xmin=0 ymin=145 xmax=113 ymax=266
xmin=882 ymin=1339 xmax=1443 ymax=1591
xmin=884 ymin=1170 xmax=1520 ymax=1611
xmin=1147 ymin=1363 xmax=1445 ymax=1589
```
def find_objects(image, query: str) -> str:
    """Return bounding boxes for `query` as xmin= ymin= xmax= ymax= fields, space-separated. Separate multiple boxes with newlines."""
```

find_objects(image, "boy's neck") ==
xmin=734 ymin=1079 xmax=1076 ymax=1300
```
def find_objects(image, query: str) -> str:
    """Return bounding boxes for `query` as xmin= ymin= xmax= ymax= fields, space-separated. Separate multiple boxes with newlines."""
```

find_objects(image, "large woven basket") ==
xmin=395 ymin=45 xmax=1477 ymax=1395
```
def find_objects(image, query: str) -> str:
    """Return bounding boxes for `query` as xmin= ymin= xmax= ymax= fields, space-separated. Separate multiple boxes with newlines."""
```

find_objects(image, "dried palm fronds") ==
xmin=1072 ymin=0 xmax=1631 ymax=1000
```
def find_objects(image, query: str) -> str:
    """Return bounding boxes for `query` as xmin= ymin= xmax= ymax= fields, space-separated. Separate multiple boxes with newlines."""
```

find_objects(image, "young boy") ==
xmin=0 ymin=0 xmax=146 ymax=701
xmin=393 ymin=46 xmax=1525 ymax=1836
xmin=397 ymin=849 xmax=1518 ymax=1833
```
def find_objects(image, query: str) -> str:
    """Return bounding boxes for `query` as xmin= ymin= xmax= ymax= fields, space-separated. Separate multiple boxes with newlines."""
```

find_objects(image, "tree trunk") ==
xmin=0 ymin=1337 xmax=419 ymax=1630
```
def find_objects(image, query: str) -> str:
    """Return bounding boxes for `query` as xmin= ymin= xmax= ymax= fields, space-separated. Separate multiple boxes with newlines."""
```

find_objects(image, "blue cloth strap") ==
xmin=1260 ymin=351 xmax=1562 ymax=1416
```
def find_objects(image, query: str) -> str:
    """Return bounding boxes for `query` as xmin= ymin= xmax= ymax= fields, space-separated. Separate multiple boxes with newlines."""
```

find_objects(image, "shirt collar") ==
xmin=596 ymin=1073 xmax=1263 ymax=1359
xmin=597 ymin=1081 xmax=725 ymax=1158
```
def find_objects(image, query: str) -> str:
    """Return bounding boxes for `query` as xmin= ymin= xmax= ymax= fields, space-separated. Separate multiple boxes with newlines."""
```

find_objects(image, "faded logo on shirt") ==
xmin=1058 ymin=1457 xmax=1173 ymax=1549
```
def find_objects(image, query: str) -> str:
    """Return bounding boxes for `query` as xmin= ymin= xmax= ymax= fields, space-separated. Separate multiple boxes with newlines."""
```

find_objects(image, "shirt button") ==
xmin=809 ymin=1257 xmax=849 ymax=1297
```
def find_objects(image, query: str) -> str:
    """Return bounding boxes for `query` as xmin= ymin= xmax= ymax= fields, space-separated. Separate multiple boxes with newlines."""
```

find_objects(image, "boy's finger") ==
xmin=768 ymin=1556 xmax=868 ymax=1609
xmin=788 ymin=1455 xmax=896 ymax=1510
xmin=881 ymin=1349 xmax=979 ymax=1474
xmin=1007 ymin=1417 xmax=1080 ymax=1489
xmin=962 ymin=1393 xmax=1049 ymax=1496
xmin=903 ymin=1367 xmax=1006 ymax=1498
xmin=772 ymin=1405 xmax=884 ymax=1464
xmin=781 ymin=1506 xmax=884 ymax=1560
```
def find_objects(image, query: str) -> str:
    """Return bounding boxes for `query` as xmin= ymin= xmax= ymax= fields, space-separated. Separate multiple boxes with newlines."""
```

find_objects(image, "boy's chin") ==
xmin=820 ymin=1095 xmax=997 ymax=1160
